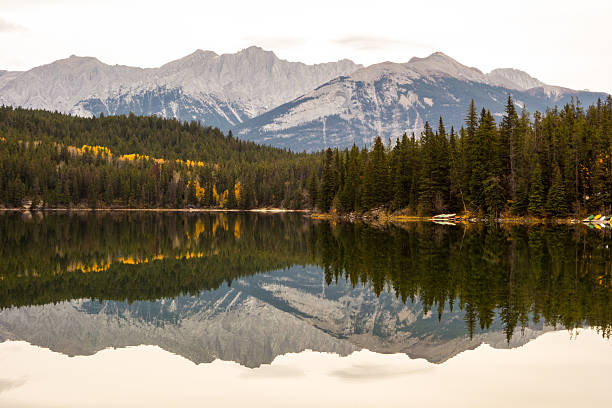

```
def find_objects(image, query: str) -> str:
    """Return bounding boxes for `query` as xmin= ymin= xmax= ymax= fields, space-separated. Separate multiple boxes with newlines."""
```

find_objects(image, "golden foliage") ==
xmin=194 ymin=180 xmax=205 ymax=202
xmin=234 ymin=181 xmax=242 ymax=206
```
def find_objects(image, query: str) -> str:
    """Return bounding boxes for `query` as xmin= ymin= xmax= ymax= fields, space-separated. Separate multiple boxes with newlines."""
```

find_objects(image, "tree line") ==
xmin=1 ymin=97 xmax=611 ymax=216
xmin=310 ymin=96 xmax=612 ymax=217
xmin=0 ymin=107 xmax=318 ymax=209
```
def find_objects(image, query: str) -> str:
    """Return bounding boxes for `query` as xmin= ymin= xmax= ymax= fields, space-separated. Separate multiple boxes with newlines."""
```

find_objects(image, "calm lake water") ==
xmin=1 ymin=212 xmax=611 ymax=407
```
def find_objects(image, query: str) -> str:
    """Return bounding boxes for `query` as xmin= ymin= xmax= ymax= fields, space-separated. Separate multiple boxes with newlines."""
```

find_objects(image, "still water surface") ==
xmin=0 ymin=212 xmax=611 ymax=407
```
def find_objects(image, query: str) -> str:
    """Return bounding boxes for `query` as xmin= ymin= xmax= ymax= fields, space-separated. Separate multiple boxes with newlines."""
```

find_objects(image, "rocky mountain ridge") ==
xmin=1 ymin=48 xmax=607 ymax=150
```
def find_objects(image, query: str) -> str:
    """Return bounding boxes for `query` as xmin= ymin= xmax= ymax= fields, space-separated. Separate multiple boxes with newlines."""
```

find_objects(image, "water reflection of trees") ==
xmin=314 ymin=222 xmax=612 ymax=340
xmin=1 ymin=212 xmax=611 ymax=340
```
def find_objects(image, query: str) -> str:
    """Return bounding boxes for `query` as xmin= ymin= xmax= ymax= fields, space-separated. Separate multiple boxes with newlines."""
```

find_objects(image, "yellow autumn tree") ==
xmin=212 ymin=185 xmax=228 ymax=208
xmin=194 ymin=180 xmax=205 ymax=203
xmin=234 ymin=181 xmax=242 ymax=207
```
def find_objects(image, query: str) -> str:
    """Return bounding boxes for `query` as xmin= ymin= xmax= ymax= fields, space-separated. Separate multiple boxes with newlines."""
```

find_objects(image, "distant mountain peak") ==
xmin=408 ymin=51 xmax=453 ymax=63
xmin=407 ymin=52 xmax=484 ymax=81
xmin=486 ymin=68 xmax=545 ymax=90
xmin=189 ymin=49 xmax=218 ymax=58
xmin=240 ymin=45 xmax=267 ymax=53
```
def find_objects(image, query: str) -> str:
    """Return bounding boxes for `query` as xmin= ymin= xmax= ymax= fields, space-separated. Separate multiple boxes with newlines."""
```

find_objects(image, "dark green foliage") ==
xmin=318 ymin=148 xmax=337 ymax=212
xmin=528 ymin=160 xmax=546 ymax=216
xmin=418 ymin=120 xmax=450 ymax=213
xmin=484 ymin=176 xmax=505 ymax=217
xmin=546 ymin=165 xmax=568 ymax=217
xmin=1 ymin=97 xmax=611 ymax=217
xmin=360 ymin=137 xmax=390 ymax=210
xmin=0 ymin=106 xmax=320 ymax=209
xmin=337 ymin=145 xmax=360 ymax=212
xmin=307 ymin=97 xmax=610 ymax=217
xmin=307 ymin=172 xmax=318 ymax=209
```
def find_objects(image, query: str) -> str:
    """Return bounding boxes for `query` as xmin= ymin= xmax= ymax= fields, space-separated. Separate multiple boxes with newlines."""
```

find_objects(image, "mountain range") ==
xmin=1 ymin=47 xmax=608 ymax=151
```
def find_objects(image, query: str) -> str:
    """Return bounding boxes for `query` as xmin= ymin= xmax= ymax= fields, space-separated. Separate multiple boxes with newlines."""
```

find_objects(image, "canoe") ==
xmin=432 ymin=213 xmax=457 ymax=219
xmin=594 ymin=214 xmax=602 ymax=221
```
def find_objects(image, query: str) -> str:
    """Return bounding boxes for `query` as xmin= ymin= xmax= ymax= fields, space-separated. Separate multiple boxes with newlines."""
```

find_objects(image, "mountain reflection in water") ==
xmin=0 ymin=211 xmax=611 ymax=367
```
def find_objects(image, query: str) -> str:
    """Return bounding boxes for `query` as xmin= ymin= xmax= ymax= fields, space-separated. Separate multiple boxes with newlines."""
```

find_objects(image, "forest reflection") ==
xmin=1 ymin=211 xmax=611 ymax=340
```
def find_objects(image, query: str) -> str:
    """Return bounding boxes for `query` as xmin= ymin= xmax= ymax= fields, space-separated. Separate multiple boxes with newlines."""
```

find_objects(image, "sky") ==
xmin=1 ymin=0 xmax=611 ymax=93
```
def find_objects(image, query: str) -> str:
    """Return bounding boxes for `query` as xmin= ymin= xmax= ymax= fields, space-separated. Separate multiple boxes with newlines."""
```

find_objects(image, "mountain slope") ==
xmin=235 ymin=52 xmax=608 ymax=151
xmin=1 ymin=50 xmax=607 ymax=151
xmin=0 ymin=47 xmax=362 ymax=131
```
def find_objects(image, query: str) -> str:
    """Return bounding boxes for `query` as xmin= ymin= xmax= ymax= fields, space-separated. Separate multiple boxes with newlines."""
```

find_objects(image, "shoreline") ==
xmin=0 ymin=207 xmax=604 ymax=226
xmin=0 ymin=207 xmax=309 ymax=214
xmin=310 ymin=212 xmax=591 ymax=225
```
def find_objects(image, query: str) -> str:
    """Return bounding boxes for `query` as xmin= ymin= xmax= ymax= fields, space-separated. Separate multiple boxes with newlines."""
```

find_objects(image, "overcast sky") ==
xmin=1 ymin=0 xmax=611 ymax=93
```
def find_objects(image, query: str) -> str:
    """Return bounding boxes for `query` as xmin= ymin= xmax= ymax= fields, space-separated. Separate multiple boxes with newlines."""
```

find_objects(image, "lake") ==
xmin=1 ymin=211 xmax=611 ymax=407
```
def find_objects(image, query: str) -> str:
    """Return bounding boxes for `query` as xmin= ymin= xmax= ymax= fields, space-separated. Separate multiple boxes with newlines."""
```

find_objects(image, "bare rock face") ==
xmin=0 ymin=47 xmax=361 ymax=131
xmin=235 ymin=52 xmax=607 ymax=151
xmin=486 ymin=68 xmax=545 ymax=90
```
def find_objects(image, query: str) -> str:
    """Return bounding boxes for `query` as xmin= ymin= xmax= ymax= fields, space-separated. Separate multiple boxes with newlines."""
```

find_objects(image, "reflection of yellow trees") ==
xmin=212 ymin=214 xmax=229 ymax=236
xmin=233 ymin=217 xmax=241 ymax=240
xmin=67 ymin=260 xmax=112 ymax=274
xmin=194 ymin=219 xmax=205 ymax=240
xmin=65 ymin=251 xmax=213 ymax=274
xmin=11 ymin=215 xmax=245 ymax=280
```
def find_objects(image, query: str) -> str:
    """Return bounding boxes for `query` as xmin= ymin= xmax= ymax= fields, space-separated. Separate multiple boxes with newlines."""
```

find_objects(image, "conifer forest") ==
xmin=1 ymin=96 xmax=610 ymax=217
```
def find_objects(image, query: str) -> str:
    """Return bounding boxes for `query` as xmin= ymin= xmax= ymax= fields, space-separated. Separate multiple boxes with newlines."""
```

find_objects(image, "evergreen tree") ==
xmin=528 ymin=159 xmax=546 ymax=217
xmin=546 ymin=164 xmax=568 ymax=217
xmin=338 ymin=145 xmax=360 ymax=212
xmin=318 ymin=148 xmax=337 ymax=212
xmin=307 ymin=172 xmax=318 ymax=210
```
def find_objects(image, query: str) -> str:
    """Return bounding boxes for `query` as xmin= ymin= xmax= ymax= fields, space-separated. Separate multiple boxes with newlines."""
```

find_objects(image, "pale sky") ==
xmin=1 ymin=0 xmax=611 ymax=93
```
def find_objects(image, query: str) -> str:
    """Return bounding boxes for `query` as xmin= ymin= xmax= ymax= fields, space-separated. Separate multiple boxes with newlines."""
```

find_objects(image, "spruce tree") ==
xmin=318 ymin=148 xmax=337 ymax=212
xmin=307 ymin=172 xmax=318 ymax=210
xmin=528 ymin=159 xmax=545 ymax=217
xmin=546 ymin=164 xmax=568 ymax=217
xmin=338 ymin=145 xmax=360 ymax=212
